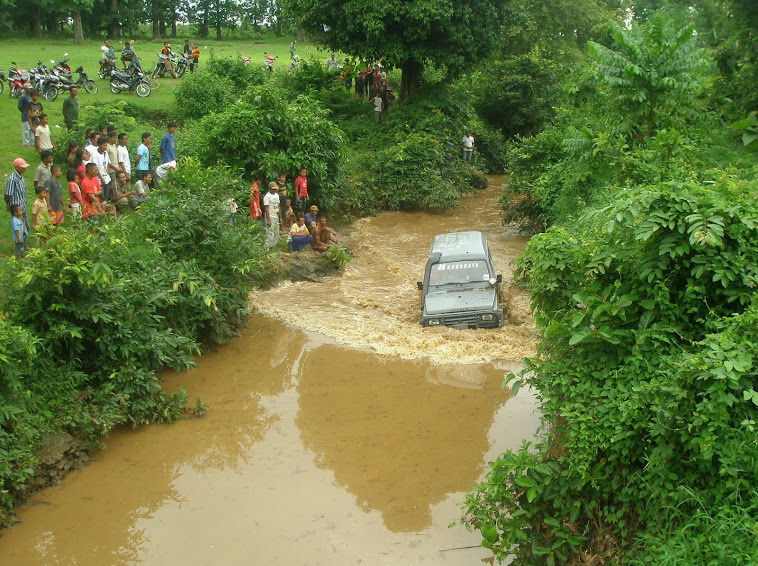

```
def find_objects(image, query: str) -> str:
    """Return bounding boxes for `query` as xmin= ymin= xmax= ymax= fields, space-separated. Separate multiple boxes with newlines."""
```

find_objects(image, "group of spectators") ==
xmin=5 ymin=121 xmax=178 ymax=258
xmin=324 ymin=53 xmax=396 ymax=123
xmin=99 ymin=38 xmax=200 ymax=76
xmin=249 ymin=168 xmax=338 ymax=253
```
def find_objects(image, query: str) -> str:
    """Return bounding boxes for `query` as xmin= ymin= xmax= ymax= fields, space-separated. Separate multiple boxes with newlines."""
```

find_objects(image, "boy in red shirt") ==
xmin=294 ymin=167 xmax=309 ymax=213
xmin=81 ymin=163 xmax=105 ymax=219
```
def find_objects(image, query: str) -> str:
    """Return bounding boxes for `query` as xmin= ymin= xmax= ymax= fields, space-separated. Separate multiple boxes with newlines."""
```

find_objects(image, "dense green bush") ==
xmin=0 ymin=162 xmax=275 ymax=526
xmin=469 ymin=53 xmax=560 ymax=139
xmin=463 ymin=177 xmax=758 ymax=564
xmin=191 ymin=85 xmax=345 ymax=208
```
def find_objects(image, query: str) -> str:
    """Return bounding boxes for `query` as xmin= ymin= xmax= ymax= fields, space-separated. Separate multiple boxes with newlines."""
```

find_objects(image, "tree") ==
xmin=588 ymin=16 xmax=706 ymax=143
xmin=284 ymin=0 xmax=508 ymax=100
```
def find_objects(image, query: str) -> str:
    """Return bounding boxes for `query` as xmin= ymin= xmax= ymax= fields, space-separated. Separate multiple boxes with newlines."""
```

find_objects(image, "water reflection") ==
xmin=297 ymin=347 xmax=508 ymax=532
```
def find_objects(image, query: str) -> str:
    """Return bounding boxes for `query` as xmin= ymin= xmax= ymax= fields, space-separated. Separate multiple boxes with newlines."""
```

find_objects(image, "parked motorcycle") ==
xmin=152 ymin=52 xmax=178 ymax=78
xmin=0 ymin=70 xmax=4 ymax=95
xmin=7 ymin=62 xmax=30 ymax=97
xmin=43 ymin=66 xmax=98 ymax=101
xmin=98 ymin=57 xmax=116 ymax=79
xmin=175 ymin=52 xmax=190 ymax=77
xmin=110 ymin=58 xmax=151 ymax=97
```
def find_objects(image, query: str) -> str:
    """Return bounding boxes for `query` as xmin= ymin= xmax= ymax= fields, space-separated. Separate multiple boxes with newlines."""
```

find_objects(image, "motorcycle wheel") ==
xmin=84 ymin=80 xmax=98 ymax=94
xmin=152 ymin=65 xmax=160 ymax=79
xmin=43 ymin=86 xmax=59 ymax=101
xmin=136 ymin=81 xmax=151 ymax=97
xmin=176 ymin=65 xmax=186 ymax=78
xmin=10 ymin=85 xmax=20 ymax=98
xmin=110 ymin=82 xmax=121 ymax=94
xmin=0 ymin=81 xmax=3 ymax=95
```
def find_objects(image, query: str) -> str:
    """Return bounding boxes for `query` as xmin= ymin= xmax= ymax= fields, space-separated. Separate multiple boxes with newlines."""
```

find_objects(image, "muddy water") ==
xmin=0 ymin=179 xmax=540 ymax=565
xmin=251 ymin=176 xmax=536 ymax=365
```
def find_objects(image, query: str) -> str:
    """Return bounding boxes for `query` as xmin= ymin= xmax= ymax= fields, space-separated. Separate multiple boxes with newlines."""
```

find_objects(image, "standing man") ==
xmin=106 ymin=131 xmax=121 ymax=185
xmin=326 ymin=52 xmax=338 ymax=71
xmin=34 ymin=150 xmax=53 ymax=191
xmin=34 ymin=114 xmax=55 ymax=154
xmin=135 ymin=132 xmax=152 ymax=187
xmin=5 ymin=158 xmax=30 ymax=233
xmin=160 ymin=123 xmax=177 ymax=164
xmin=289 ymin=40 xmax=296 ymax=59
xmin=263 ymin=181 xmax=280 ymax=249
xmin=91 ymin=137 xmax=112 ymax=201
xmin=18 ymin=84 xmax=34 ymax=147
xmin=183 ymin=39 xmax=191 ymax=56
xmin=62 ymin=87 xmax=79 ymax=131
xmin=461 ymin=131 xmax=475 ymax=163
xmin=117 ymin=133 xmax=131 ymax=180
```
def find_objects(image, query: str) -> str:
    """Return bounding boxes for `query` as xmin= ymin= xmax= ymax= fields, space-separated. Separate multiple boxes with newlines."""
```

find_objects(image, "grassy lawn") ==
xmin=0 ymin=35 xmax=330 ymax=257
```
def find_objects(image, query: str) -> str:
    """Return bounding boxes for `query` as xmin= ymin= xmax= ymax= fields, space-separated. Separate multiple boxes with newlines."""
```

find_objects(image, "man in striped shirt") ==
xmin=4 ymin=157 xmax=30 ymax=232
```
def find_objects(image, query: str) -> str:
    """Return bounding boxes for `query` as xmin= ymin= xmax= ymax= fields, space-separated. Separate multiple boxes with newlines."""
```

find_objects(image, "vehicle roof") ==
xmin=429 ymin=231 xmax=490 ymax=263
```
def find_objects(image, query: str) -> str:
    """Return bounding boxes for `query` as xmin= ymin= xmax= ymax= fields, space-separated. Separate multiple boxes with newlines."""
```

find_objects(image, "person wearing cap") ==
xmin=5 ymin=158 xmax=31 ymax=233
xmin=263 ymin=181 xmax=280 ymax=249
xmin=305 ymin=204 xmax=319 ymax=228
xmin=18 ymin=84 xmax=35 ymax=147
xmin=34 ymin=150 xmax=53 ymax=192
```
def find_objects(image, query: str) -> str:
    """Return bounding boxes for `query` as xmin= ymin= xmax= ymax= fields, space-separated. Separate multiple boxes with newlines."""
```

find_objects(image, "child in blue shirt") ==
xmin=11 ymin=204 xmax=28 ymax=258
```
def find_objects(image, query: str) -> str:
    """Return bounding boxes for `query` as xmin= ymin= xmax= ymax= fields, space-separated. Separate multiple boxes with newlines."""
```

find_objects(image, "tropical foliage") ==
xmin=0 ymin=165 xmax=274 ymax=526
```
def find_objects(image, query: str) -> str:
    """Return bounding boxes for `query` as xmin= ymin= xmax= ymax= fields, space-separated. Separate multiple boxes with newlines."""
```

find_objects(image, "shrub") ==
xmin=192 ymin=86 xmax=345 ymax=207
xmin=463 ymin=177 xmax=758 ymax=564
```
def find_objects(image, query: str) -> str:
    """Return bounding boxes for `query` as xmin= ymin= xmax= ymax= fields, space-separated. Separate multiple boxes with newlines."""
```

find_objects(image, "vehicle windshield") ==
xmin=428 ymin=261 xmax=490 ymax=286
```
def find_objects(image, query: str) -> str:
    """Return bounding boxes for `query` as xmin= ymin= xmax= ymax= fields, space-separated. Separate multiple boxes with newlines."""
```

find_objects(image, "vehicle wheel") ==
xmin=176 ymin=65 xmax=186 ymax=78
xmin=43 ymin=86 xmax=58 ymax=101
xmin=84 ymin=80 xmax=98 ymax=94
xmin=0 ymin=81 xmax=4 ymax=95
xmin=109 ymin=82 xmax=121 ymax=94
xmin=152 ymin=65 xmax=161 ymax=79
xmin=136 ymin=81 xmax=151 ymax=97
xmin=10 ymin=85 xmax=20 ymax=98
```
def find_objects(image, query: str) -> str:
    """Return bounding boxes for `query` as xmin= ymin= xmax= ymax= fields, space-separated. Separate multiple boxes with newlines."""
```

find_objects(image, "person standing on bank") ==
xmin=5 ymin=158 xmax=31 ymax=234
xmin=461 ymin=131 xmax=475 ymax=163
xmin=18 ymin=84 xmax=34 ymax=147
xmin=263 ymin=181 xmax=280 ymax=249
xmin=160 ymin=123 xmax=177 ymax=164
xmin=62 ymin=87 xmax=79 ymax=131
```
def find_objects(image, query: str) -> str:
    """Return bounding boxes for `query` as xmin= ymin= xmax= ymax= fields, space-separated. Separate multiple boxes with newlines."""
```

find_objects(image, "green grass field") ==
xmin=0 ymin=36 xmax=331 ymax=256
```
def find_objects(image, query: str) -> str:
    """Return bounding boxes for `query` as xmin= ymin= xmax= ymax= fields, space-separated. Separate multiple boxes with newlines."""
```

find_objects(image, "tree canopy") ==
xmin=284 ymin=0 xmax=508 ymax=99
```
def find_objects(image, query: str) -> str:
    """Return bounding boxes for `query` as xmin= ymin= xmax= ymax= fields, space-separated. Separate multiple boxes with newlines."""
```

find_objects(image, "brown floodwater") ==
xmin=0 ymin=179 xmax=540 ymax=565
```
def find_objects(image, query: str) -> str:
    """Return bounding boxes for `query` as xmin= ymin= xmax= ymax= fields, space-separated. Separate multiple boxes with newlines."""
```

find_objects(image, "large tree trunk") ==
xmin=109 ymin=0 xmax=120 ymax=39
xmin=73 ymin=10 xmax=84 ymax=44
xmin=201 ymin=10 xmax=209 ymax=38
xmin=297 ymin=27 xmax=306 ymax=42
xmin=171 ymin=11 xmax=177 ymax=38
xmin=400 ymin=59 xmax=422 ymax=101
xmin=152 ymin=0 xmax=161 ymax=40
xmin=31 ymin=3 xmax=42 ymax=38
xmin=159 ymin=19 xmax=167 ymax=38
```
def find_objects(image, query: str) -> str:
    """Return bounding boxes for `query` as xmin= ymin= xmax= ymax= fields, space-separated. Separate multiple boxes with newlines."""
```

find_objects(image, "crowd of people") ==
xmin=5 ymin=121 xmax=178 ymax=258
xmin=249 ymin=167 xmax=339 ymax=254
xmin=325 ymin=52 xmax=396 ymax=123
xmin=98 ymin=38 xmax=200 ymax=76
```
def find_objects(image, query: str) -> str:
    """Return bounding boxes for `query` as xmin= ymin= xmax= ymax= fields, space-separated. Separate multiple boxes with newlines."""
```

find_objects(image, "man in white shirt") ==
xmin=117 ymin=133 xmax=131 ymax=180
xmin=461 ymin=131 xmax=475 ymax=163
xmin=263 ymin=181 xmax=280 ymax=249
xmin=90 ymin=136 xmax=112 ymax=201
